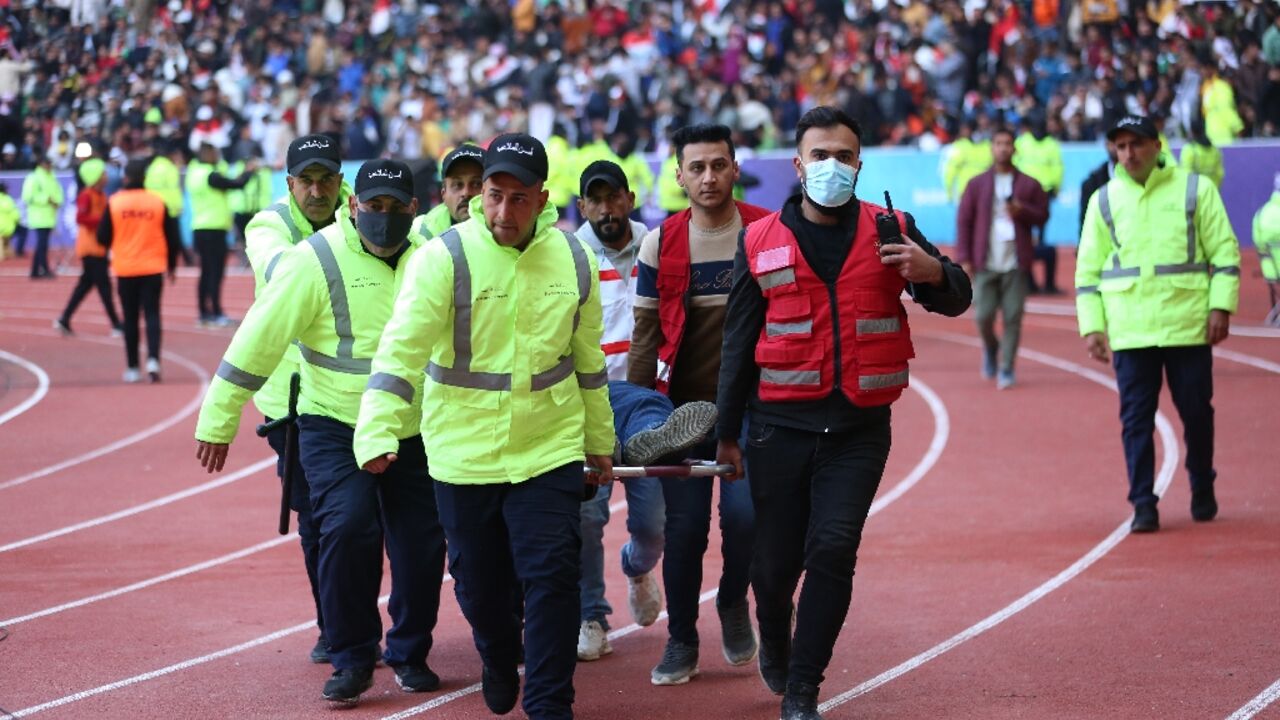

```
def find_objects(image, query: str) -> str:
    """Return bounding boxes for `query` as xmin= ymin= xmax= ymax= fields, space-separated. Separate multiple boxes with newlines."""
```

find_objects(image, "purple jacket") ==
xmin=953 ymin=167 xmax=1050 ymax=272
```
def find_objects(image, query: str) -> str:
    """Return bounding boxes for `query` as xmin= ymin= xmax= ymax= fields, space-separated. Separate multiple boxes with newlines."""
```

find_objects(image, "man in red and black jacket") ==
xmin=716 ymin=106 xmax=971 ymax=720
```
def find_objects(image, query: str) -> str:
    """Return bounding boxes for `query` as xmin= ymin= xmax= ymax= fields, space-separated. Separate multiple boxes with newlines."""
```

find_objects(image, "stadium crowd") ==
xmin=1 ymin=0 xmax=1278 ymax=172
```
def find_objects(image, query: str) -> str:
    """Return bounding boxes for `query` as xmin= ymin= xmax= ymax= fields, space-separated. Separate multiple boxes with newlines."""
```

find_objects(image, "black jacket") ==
xmin=716 ymin=195 xmax=972 ymax=439
xmin=1079 ymin=161 xmax=1112 ymax=232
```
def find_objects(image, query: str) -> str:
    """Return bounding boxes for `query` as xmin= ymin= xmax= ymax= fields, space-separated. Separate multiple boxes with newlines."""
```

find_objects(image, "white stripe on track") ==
xmin=0 ymin=329 xmax=211 ymax=491
xmin=1 ymin=535 xmax=298 ymax=626
xmin=1214 ymin=347 xmax=1280 ymax=375
xmin=817 ymin=332 xmax=1180 ymax=714
xmin=0 ymin=349 xmax=50 ymax=426
xmin=1226 ymin=677 xmax=1280 ymax=720
xmin=0 ymin=457 xmax=275 ymax=554
xmin=0 ymin=309 xmax=238 ymax=337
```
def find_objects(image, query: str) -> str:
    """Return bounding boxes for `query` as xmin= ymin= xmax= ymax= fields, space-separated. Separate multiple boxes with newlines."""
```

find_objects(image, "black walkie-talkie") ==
xmin=876 ymin=191 xmax=903 ymax=246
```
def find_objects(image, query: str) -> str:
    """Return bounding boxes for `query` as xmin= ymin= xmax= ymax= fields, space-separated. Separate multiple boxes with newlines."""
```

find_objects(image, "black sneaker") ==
xmin=758 ymin=631 xmax=791 ymax=695
xmin=650 ymin=639 xmax=699 ymax=685
xmin=321 ymin=667 xmax=374 ymax=704
xmin=1131 ymin=503 xmax=1159 ymax=533
xmin=718 ymin=598 xmax=758 ymax=666
xmin=309 ymin=635 xmax=329 ymax=664
xmin=1191 ymin=487 xmax=1218 ymax=522
xmin=481 ymin=664 xmax=520 ymax=714
xmin=781 ymin=682 xmax=823 ymax=720
xmin=393 ymin=663 xmax=441 ymax=692
xmin=623 ymin=401 xmax=718 ymax=465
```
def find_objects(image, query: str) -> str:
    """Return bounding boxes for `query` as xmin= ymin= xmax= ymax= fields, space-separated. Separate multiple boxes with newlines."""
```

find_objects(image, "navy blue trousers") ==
xmin=264 ymin=418 xmax=323 ymax=635
xmin=297 ymin=415 xmax=445 ymax=671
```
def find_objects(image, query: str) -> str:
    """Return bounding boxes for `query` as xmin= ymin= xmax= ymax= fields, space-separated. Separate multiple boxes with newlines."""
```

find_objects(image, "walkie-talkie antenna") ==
xmin=884 ymin=191 xmax=894 ymax=212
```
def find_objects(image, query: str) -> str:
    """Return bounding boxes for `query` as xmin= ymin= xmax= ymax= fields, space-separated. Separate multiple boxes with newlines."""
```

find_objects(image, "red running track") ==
xmin=0 ymin=255 xmax=1277 ymax=720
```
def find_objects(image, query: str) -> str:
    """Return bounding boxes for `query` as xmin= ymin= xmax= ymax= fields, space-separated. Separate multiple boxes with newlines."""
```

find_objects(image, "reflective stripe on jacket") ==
xmin=353 ymin=196 xmax=615 ymax=484
xmin=1076 ymin=162 xmax=1241 ymax=350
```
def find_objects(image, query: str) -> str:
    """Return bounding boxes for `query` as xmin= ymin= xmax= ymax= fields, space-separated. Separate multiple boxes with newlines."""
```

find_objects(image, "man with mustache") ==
xmin=412 ymin=143 xmax=485 ymax=237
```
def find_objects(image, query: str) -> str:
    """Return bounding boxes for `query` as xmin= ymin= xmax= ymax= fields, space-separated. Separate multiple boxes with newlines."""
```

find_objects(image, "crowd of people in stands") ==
xmin=0 ymin=0 xmax=1278 ymax=173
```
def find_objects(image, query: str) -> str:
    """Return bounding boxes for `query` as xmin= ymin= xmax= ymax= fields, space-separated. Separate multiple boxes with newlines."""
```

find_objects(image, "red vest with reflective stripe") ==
xmin=654 ymin=201 xmax=771 ymax=394
xmin=743 ymin=204 xmax=915 ymax=406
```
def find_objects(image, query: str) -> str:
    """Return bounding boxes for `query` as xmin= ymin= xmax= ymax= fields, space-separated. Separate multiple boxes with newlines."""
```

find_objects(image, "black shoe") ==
xmin=650 ymin=639 xmax=699 ymax=685
xmin=1131 ymin=503 xmax=1159 ymax=533
xmin=758 ymin=628 xmax=791 ymax=695
xmin=309 ymin=635 xmax=330 ymax=664
xmin=1191 ymin=487 xmax=1218 ymax=522
xmin=623 ymin=401 xmax=718 ymax=465
xmin=393 ymin=663 xmax=441 ymax=692
xmin=781 ymin=682 xmax=823 ymax=720
xmin=321 ymin=666 xmax=374 ymax=704
xmin=717 ymin=598 xmax=758 ymax=666
xmin=481 ymin=664 xmax=520 ymax=714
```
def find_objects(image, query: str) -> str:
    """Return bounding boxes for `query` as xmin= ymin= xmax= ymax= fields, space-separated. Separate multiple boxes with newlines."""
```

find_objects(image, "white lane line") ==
xmin=1214 ymin=347 xmax=1280 ymax=375
xmin=0 ymin=329 xmax=211 ymax=491
xmin=4 ymin=378 xmax=949 ymax=718
xmin=379 ymin=380 xmax=951 ymax=720
xmin=817 ymin=332 xmax=1180 ymax=713
xmin=0 ymin=349 xmax=50 ymax=426
xmin=0 ymin=309 xmax=235 ymax=337
xmin=1 ymin=535 xmax=298 ymax=626
xmin=1226 ymin=677 xmax=1280 ymax=720
xmin=0 ymin=457 xmax=275 ymax=554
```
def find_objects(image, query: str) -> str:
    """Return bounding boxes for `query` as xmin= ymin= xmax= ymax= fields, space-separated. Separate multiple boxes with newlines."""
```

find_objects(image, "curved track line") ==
xmin=0 ymin=457 xmax=275 ymax=554
xmin=818 ymin=331 xmax=1179 ymax=713
xmin=7 ymin=378 xmax=950 ymax=719
xmin=1226 ymin=678 xmax=1280 ymax=720
xmin=0 ymin=349 xmax=50 ymax=426
xmin=1 ymin=535 xmax=298 ymax=626
xmin=1213 ymin=347 xmax=1280 ymax=375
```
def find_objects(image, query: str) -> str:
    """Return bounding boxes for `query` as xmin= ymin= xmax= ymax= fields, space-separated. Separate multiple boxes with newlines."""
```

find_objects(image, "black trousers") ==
xmin=61 ymin=256 xmax=121 ymax=328
xmin=264 ymin=418 xmax=324 ymax=635
xmin=193 ymin=229 xmax=228 ymax=319
xmin=29 ymin=226 xmax=52 ymax=277
xmin=117 ymin=274 xmax=163 ymax=369
xmin=745 ymin=415 xmax=892 ymax=691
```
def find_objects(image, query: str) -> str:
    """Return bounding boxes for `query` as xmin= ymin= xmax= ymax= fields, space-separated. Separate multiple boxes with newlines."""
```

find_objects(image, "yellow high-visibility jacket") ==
xmin=1076 ymin=159 xmax=1240 ymax=350
xmin=617 ymin=152 xmax=656 ymax=207
xmin=410 ymin=203 xmax=451 ymax=240
xmin=1014 ymin=133 xmax=1064 ymax=194
xmin=195 ymin=214 xmax=426 ymax=444
xmin=354 ymin=196 xmax=615 ymax=483
xmin=1178 ymin=142 xmax=1224 ymax=188
xmin=942 ymin=138 xmax=993 ymax=201
xmin=657 ymin=154 xmax=687 ymax=213
xmin=1253 ymin=192 xmax=1280 ymax=283
xmin=144 ymin=156 xmax=184 ymax=218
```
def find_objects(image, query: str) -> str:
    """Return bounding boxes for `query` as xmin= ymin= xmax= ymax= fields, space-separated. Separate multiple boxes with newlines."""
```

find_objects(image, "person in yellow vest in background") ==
xmin=657 ymin=152 xmax=687 ymax=217
xmin=99 ymin=158 xmax=182 ymax=383
xmin=573 ymin=119 xmax=624 ymax=195
xmin=242 ymin=133 xmax=352 ymax=665
xmin=228 ymin=133 xmax=275 ymax=265
xmin=194 ymin=159 xmax=445 ymax=705
xmin=145 ymin=137 xmax=185 ymax=220
xmin=411 ymin=143 xmax=484 ymax=238
xmin=1199 ymin=55 xmax=1243 ymax=147
xmin=1077 ymin=115 xmax=1240 ymax=534
xmin=1014 ymin=116 xmax=1064 ymax=294
xmin=613 ymin=132 xmax=655 ymax=211
xmin=942 ymin=120 xmax=993 ymax=202
xmin=186 ymin=142 xmax=259 ymax=327
xmin=55 ymin=158 xmax=122 ymax=336
xmin=0 ymin=183 xmax=20 ymax=260
xmin=1255 ymin=171 xmax=1280 ymax=327
xmin=545 ymin=130 xmax=576 ymax=218
xmin=1178 ymin=117 xmax=1224 ymax=188
xmin=21 ymin=153 xmax=63 ymax=279
xmin=353 ymin=134 xmax=614 ymax=719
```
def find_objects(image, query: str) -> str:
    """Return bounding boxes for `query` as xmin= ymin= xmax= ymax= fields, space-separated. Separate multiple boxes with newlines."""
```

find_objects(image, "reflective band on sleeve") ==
xmin=765 ymin=320 xmax=813 ymax=337
xmin=1153 ymin=263 xmax=1209 ymax=275
xmin=1100 ymin=266 xmax=1141 ymax=279
xmin=576 ymin=369 xmax=608 ymax=390
xmin=1098 ymin=187 xmax=1120 ymax=249
xmin=367 ymin=372 xmax=415 ymax=403
xmin=1211 ymin=265 xmax=1240 ymax=276
xmin=856 ymin=317 xmax=900 ymax=335
xmin=305 ymin=234 xmax=356 ymax=361
xmin=760 ymin=368 xmax=821 ymax=386
xmin=757 ymin=268 xmax=797 ymax=290
xmin=269 ymin=202 xmax=303 ymax=244
xmin=216 ymin=360 xmax=268 ymax=391
xmin=263 ymin=250 xmax=284 ymax=283
xmin=859 ymin=369 xmax=909 ymax=390
xmin=427 ymin=362 xmax=512 ymax=391
xmin=531 ymin=355 xmax=575 ymax=391
xmin=298 ymin=343 xmax=371 ymax=374
xmin=1076 ymin=285 xmax=1099 ymax=295
xmin=1185 ymin=174 xmax=1199 ymax=264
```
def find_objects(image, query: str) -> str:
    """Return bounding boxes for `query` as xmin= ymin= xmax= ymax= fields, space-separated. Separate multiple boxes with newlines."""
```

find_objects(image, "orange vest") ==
xmin=744 ymin=204 xmax=915 ymax=407
xmin=76 ymin=188 xmax=109 ymax=258
xmin=108 ymin=190 xmax=169 ymax=277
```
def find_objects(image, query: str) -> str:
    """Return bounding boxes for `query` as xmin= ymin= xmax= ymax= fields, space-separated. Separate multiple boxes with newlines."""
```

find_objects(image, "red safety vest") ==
xmin=744 ymin=203 xmax=915 ymax=406
xmin=654 ymin=201 xmax=771 ymax=394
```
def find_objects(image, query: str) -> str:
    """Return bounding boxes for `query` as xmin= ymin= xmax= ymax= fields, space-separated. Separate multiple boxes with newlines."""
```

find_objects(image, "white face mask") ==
xmin=802 ymin=158 xmax=859 ymax=208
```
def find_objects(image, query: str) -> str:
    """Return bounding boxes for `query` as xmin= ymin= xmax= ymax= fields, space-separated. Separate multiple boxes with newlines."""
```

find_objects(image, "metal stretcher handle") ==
xmin=584 ymin=461 xmax=735 ymax=478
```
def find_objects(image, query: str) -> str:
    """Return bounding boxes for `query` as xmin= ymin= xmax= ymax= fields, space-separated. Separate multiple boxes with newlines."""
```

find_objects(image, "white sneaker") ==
xmin=576 ymin=620 xmax=612 ymax=661
xmin=628 ymin=572 xmax=662 ymax=627
xmin=146 ymin=358 xmax=161 ymax=383
xmin=122 ymin=368 xmax=142 ymax=383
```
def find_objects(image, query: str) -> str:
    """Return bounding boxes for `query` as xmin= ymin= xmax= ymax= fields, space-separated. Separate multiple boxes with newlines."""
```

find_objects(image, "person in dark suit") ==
xmin=1079 ymin=139 xmax=1117 ymax=233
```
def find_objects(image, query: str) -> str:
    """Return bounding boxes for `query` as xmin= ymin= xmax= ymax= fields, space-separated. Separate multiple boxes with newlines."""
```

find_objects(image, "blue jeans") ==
xmin=297 ymin=415 xmax=445 ymax=671
xmin=663 ymin=422 xmax=754 ymax=646
xmin=1112 ymin=345 xmax=1216 ymax=508
xmin=580 ymin=381 xmax=669 ymax=627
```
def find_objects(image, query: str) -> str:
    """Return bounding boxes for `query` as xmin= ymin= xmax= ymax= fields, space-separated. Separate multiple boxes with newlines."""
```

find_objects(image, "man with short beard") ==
xmin=716 ymin=106 xmax=971 ymax=720
xmin=412 ymin=143 xmax=485 ymax=237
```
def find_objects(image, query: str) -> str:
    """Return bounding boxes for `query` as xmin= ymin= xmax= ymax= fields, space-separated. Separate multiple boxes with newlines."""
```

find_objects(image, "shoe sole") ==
xmin=395 ymin=675 xmax=441 ymax=693
xmin=651 ymin=666 xmax=699 ymax=685
xmin=624 ymin=402 xmax=717 ymax=466
xmin=577 ymin=643 xmax=614 ymax=662
xmin=322 ymin=679 xmax=373 ymax=705
xmin=724 ymin=644 xmax=758 ymax=666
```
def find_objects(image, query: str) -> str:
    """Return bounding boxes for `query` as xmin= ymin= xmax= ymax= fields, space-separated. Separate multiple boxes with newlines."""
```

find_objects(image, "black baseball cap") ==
xmin=1106 ymin=115 xmax=1159 ymax=141
xmin=355 ymin=158 xmax=415 ymax=205
xmin=287 ymin=134 xmax=341 ymax=176
xmin=441 ymin=143 xmax=485 ymax=177
xmin=579 ymin=160 xmax=629 ymax=197
xmin=483 ymin=133 xmax=548 ymax=186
